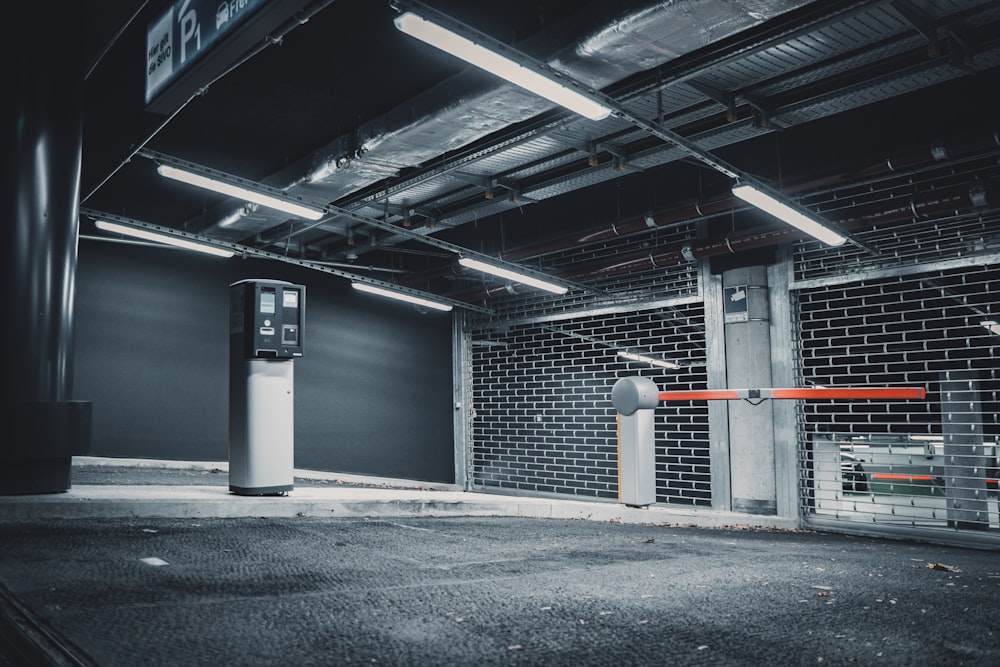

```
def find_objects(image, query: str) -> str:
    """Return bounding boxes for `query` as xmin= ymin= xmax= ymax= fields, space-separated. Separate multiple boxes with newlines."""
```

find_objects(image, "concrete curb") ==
xmin=0 ymin=482 xmax=799 ymax=531
xmin=71 ymin=456 xmax=464 ymax=492
xmin=0 ymin=458 xmax=802 ymax=531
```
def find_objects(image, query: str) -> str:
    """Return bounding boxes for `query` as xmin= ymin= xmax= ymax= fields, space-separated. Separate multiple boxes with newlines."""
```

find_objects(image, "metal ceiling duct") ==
xmin=200 ymin=0 xmax=813 ymax=242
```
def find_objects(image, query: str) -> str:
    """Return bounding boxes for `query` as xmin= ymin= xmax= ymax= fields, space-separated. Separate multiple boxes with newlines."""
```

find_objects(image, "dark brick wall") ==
xmin=471 ymin=303 xmax=710 ymax=504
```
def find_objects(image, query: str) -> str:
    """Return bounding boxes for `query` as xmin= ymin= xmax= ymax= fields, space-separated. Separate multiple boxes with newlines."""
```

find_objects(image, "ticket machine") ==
xmin=228 ymin=279 xmax=304 ymax=495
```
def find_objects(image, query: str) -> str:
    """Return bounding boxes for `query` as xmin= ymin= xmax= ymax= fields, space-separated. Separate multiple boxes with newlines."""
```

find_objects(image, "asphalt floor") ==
xmin=0 ymin=459 xmax=998 ymax=666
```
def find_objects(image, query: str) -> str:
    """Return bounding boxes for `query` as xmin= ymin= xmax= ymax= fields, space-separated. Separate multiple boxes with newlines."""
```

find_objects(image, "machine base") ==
xmin=229 ymin=484 xmax=293 ymax=496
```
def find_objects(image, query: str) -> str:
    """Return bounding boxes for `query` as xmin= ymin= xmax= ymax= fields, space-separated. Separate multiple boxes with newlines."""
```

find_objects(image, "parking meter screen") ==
xmin=260 ymin=290 xmax=276 ymax=314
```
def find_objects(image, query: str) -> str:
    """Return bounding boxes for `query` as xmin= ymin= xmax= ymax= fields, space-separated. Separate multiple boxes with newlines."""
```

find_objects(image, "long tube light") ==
xmin=618 ymin=351 xmax=680 ymax=370
xmin=393 ymin=11 xmax=611 ymax=121
xmin=157 ymin=164 xmax=325 ymax=220
xmin=351 ymin=282 xmax=453 ymax=312
xmin=458 ymin=257 xmax=568 ymax=294
xmin=732 ymin=182 xmax=846 ymax=246
xmin=94 ymin=220 xmax=235 ymax=258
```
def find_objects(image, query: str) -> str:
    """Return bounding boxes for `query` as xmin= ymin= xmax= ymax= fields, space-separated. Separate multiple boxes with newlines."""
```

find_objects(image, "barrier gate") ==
xmin=611 ymin=377 xmax=926 ymax=508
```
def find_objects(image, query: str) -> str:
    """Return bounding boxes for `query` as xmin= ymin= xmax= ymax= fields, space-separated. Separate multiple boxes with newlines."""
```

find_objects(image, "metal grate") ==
xmin=469 ymin=302 xmax=710 ymax=505
xmin=793 ymin=262 xmax=1000 ymax=544
xmin=465 ymin=223 xmax=701 ymax=325
xmin=792 ymin=151 xmax=1000 ymax=283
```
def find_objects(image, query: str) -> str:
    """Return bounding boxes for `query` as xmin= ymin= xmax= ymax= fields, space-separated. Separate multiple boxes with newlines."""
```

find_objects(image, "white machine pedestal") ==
xmin=229 ymin=358 xmax=294 ymax=495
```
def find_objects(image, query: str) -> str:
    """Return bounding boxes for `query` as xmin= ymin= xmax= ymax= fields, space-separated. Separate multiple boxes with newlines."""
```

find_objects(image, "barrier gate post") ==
xmin=612 ymin=377 xmax=660 ymax=507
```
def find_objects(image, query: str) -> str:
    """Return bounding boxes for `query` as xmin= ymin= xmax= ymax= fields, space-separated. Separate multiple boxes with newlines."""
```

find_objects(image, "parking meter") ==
xmin=228 ymin=279 xmax=305 ymax=495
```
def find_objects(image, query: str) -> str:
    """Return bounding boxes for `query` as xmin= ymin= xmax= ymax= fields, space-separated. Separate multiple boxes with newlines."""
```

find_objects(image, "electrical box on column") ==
xmin=612 ymin=377 xmax=659 ymax=507
xmin=228 ymin=279 xmax=305 ymax=495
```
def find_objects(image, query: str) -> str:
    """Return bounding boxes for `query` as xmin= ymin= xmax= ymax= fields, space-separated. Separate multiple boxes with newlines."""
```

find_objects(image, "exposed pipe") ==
xmin=565 ymin=185 xmax=994 ymax=283
xmin=397 ymin=127 xmax=1000 ymax=297
xmin=449 ymin=176 xmax=999 ymax=301
xmin=503 ymin=127 xmax=1000 ymax=262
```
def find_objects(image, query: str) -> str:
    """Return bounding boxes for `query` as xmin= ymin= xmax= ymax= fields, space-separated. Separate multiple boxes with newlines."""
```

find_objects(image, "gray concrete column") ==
xmin=723 ymin=266 xmax=776 ymax=514
xmin=1 ymin=4 xmax=91 ymax=494
xmin=452 ymin=311 xmax=471 ymax=490
xmin=702 ymin=263 xmax=732 ymax=512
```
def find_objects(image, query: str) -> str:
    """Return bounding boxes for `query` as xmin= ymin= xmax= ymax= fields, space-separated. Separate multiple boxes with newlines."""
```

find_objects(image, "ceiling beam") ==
xmin=81 ymin=207 xmax=494 ymax=314
xmin=137 ymin=149 xmax=601 ymax=296
xmin=389 ymin=0 xmax=873 ymax=253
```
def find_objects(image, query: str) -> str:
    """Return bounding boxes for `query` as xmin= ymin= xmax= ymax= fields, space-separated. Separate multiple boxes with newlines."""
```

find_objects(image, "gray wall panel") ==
xmin=74 ymin=241 xmax=454 ymax=482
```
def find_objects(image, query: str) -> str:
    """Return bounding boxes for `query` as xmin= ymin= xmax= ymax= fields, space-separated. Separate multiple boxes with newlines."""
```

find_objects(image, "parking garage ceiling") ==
xmin=79 ymin=0 xmax=1000 ymax=314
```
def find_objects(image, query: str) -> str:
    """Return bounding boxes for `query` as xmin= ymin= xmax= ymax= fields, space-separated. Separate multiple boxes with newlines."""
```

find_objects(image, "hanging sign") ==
xmin=145 ymin=0 xmax=318 ymax=114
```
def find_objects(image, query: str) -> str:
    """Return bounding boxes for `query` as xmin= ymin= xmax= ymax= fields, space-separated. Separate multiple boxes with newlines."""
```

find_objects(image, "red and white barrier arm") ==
xmin=657 ymin=387 xmax=927 ymax=402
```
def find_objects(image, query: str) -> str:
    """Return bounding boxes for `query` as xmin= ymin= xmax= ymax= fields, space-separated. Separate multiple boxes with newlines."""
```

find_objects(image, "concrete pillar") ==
xmin=1 ymin=5 xmax=91 ymax=493
xmin=723 ymin=266 xmax=776 ymax=514
xmin=940 ymin=370 xmax=989 ymax=530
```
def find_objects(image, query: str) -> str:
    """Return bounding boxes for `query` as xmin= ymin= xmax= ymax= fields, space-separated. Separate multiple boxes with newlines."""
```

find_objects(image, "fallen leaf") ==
xmin=139 ymin=557 xmax=169 ymax=567
xmin=926 ymin=563 xmax=960 ymax=572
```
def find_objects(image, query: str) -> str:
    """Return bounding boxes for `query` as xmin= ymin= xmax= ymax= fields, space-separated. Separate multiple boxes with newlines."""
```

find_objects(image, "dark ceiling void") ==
xmin=78 ymin=0 xmax=1000 ymax=313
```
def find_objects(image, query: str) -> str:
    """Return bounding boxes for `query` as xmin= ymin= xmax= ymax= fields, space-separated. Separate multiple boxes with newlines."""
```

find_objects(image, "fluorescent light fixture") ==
xmin=95 ymin=220 xmax=234 ymax=258
xmin=157 ymin=164 xmax=325 ymax=220
xmin=732 ymin=182 xmax=846 ymax=246
xmin=982 ymin=320 xmax=1000 ymax=335
xmin=351 ymin=282 xmax=453 ymax=312
xmin=618 ymin=351 xmax=680 ymax=370
xmin=394 ymin=11 xmax=611 ymax=121
xmin=458 ymin=257 xmax=568 ymax=294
